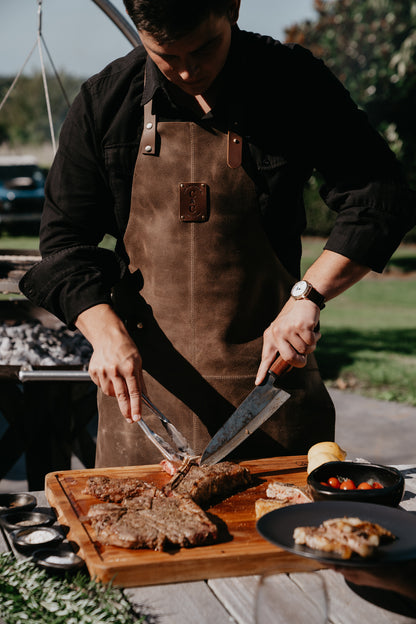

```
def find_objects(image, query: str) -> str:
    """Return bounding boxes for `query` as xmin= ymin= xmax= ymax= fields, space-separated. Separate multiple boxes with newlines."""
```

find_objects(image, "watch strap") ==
xmin=306 ymin=286 xmax=326 ymax=310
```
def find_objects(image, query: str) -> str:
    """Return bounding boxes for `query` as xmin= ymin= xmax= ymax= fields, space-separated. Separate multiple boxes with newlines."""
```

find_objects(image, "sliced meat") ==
xmin=85 ymin=460 xmax=252 ymax=551
xmin=86 ymin=476 xmax=154 ymax=503
xmin=293 ymin=516 xmax=395 ymax=559
xmin=266 ymin=482 xmax=312 ymax=504
xmin=87 ymin=492 xmax=217 ymax=551
xmin=164 ymin=459 xmax=253 ymax=507
xmin=293 ymin=525 xmax=353 ymax=559
xmin=87 ymin=502 xmax=124 ymax=519
xmin=322 ymin=517 xmax=394 ymax=558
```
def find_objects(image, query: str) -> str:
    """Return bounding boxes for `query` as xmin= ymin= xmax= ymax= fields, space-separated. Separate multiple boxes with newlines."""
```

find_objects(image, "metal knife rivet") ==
xmin=146 ymin=122 xmax=153 ymax=129
xmin=145 ymin=145 xmax=152 ymax=152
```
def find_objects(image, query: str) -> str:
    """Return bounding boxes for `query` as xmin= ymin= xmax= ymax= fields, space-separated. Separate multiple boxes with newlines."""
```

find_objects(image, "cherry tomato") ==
xmin=340 ymin=479 xmax=356 ymax=490
xmin=357 ymin=482 xmax=372 ymax=490
xmin=372 ymin=481 xmax=383 ymax=489
xmin=328 ymin=477 xmax=341 ymax=489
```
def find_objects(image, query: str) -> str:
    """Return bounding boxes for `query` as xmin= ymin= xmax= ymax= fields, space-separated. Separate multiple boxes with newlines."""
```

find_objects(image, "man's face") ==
xmin=139 ymin=12 xmax=235 ymax=96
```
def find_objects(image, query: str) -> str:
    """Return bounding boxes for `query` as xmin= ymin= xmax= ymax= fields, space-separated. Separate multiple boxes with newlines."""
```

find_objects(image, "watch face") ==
xmin=291 ymin=280 xmax=308 ymax=297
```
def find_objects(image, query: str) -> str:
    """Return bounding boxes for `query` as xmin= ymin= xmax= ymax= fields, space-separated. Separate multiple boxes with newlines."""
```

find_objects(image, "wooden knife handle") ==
xmin=269 ymin=355 xmax=293 ymax=378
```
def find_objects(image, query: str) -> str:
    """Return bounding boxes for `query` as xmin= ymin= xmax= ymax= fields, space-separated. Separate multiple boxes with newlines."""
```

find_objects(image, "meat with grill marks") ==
xmin=162 ymin=458 xmax=254 ymax=507
xmin=293 ymin=516 xmax=396 ymax=559
xmin=85 ymin=459 xmax=253 ymax=551
xmin=86 ymin=476 xmax=156 ymax=503
xmin=87 ymin=491 xmax=218 ymax=551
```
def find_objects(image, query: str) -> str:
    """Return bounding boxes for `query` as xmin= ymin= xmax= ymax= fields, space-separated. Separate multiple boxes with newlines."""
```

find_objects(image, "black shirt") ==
xmin=20 ymin=27 xmax=416 ymax=327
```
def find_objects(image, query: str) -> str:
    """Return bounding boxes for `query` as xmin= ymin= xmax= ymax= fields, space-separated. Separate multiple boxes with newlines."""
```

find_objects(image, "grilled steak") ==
xmin=88 ymin=491 xmax=218 ymax=551
xmin=293 ymin=525 xmax=353 ymax=559
xmin=86 ymin=476 xmax=155 ymax=503
xmin=293 ymin=516 xmax=396 ymax=559
xmin=164 ymin=458 xmax=253 ymax=507
xmin=85 ymin=460 xmax=252 ymax=551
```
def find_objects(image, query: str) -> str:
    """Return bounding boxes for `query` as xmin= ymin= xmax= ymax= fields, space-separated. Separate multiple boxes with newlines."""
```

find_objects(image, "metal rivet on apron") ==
xmin=145 ymin=145 xmax=152 ymax=152
xmin=137 ymin=322 xmax=144 ymax=329
xmin=233 ymin=138 xmax=240 ymax=144
xmin=146 ymin=122 xmax=153 ymax=129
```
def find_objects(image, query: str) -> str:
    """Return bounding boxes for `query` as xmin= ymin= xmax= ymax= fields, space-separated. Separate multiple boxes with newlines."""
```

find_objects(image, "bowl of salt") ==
xmin=32 ymin=544 xmax=84 ymax=573
xmin=12 ymin=526 xmax=64 ymax=554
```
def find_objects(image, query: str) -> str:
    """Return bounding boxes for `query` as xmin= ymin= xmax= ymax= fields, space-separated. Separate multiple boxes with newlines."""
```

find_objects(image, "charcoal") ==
xmin=0 ymin=320 xmax=92 ymax=366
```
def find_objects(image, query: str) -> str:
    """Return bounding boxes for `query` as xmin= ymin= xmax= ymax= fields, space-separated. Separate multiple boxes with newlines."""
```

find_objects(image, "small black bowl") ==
xmin=0 ymin=493 xmax=37 ymax=514
xmin=12 ymin=526 xmax=64 ymax=554
xmin=0 ymin=510 xmax=55 ymax=532
xmin=307 ymin=461 xmax=405 ymax=507
xmin=32 ymin=545 xmax=84 ymax=574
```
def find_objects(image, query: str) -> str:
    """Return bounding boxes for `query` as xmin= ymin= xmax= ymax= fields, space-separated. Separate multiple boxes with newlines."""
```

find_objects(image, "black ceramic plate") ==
xmin=0 ymin=510 xmax=55 ymax=532
xmin=257 ymin=501 xmax=416 ymax=567
xmin=0 ymin=493 xmax=37 ymax=514
xmin=32 ymin=545 xmax=84 ymax=572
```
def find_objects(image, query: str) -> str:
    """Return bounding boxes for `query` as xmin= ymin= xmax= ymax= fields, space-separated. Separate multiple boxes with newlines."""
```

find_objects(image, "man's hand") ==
xmin=76 ymin=304 xmax=146 ymax=423
xmin=255 ymin=298 xmax=321 ymax=385
xmin=255 ymin=249 xmax=371 ymax=386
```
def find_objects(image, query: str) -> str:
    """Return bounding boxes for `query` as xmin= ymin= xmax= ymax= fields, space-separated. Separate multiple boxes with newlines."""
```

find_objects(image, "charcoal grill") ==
xmin=0 ymin=253 xmax=97 ymax=489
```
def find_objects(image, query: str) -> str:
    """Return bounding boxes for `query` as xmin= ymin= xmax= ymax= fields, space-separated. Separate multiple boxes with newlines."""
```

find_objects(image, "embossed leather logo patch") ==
xmin=179 ymin=183 xmax=209 ymax=222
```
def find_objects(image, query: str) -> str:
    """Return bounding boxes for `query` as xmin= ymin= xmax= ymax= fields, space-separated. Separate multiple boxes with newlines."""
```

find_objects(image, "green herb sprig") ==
xmin=0 ymin=553 xmax=144 ymax=623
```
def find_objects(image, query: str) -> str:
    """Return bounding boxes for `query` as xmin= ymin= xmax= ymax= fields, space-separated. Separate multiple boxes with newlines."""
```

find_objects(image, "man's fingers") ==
xmin=125 ymin=375 xmax=142 ymax=423
xmin=112 ymin=375 xmax=135 ymax=423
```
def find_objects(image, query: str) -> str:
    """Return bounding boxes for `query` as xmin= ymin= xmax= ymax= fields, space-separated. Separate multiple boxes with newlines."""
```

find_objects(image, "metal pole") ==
xmin=19 ymin=370 xmax=92 ymax=382
xmin=90 ymin=0 xmax=141 ymax=48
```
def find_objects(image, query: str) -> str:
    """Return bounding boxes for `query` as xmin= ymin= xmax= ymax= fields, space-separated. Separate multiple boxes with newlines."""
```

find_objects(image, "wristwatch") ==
xmin=290 ymin=280 xmax=325 ymax=309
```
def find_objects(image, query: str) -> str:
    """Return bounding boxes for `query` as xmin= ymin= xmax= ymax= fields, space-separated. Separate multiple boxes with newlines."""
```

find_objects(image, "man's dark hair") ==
xmin=123 ymin=0 xmax=234 ymax=43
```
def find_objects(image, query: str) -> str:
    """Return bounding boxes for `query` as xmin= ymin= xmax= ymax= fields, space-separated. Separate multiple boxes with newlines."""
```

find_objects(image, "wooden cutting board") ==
xmin=45 ymin=455 xmax=322 ymax=587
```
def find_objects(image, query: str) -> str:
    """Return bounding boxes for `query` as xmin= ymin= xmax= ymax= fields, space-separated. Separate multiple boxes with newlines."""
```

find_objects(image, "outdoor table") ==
xmin=1 ymin=464 xmax=416 ymax=624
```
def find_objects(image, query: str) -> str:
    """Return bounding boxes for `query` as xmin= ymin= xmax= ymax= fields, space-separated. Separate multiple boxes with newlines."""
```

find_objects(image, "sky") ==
xmin=0 ymin=0 xmax=317 ymax=78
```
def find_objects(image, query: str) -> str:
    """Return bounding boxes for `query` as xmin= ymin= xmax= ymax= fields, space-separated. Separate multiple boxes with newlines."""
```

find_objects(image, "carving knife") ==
xmin=199 ymin=356 xmax=292 ymax=466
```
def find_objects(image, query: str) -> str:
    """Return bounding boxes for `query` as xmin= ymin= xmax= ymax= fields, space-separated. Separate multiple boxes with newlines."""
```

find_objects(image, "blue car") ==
xmin=0 ymin=156 xmax=46 ymax=234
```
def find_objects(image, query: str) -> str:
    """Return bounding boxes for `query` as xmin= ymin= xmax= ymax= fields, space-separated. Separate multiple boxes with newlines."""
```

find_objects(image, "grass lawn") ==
xmin=2 ymin=233 xmax=415 ymax=405
xmin=302 ymin=238 xmax=416 ymax=405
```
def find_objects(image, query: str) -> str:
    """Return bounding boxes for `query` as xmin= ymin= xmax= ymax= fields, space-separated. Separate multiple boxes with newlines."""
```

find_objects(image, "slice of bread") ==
xmin=255 ymin=497 xmax=291 ymax=519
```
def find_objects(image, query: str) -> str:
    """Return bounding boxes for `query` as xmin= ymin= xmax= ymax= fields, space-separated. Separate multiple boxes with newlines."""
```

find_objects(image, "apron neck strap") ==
xmin=141 ymin=100 xmax=157 ymax=155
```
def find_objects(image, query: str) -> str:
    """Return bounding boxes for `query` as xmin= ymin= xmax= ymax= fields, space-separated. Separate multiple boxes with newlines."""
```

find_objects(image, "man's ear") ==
xmin=228 ymin=0 xmax=241 ymax=25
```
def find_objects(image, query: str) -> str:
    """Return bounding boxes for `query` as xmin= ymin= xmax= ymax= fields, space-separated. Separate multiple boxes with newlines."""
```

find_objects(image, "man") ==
xmin=20 ymin=0 xmax=415 ymax=467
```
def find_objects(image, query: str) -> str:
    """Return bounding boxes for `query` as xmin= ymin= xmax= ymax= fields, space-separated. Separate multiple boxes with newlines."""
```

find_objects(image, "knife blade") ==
xmin=199 ymin=356 xmax=292 ymax=466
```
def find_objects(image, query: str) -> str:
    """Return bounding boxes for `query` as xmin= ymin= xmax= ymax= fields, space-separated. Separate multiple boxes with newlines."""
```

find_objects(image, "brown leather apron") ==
xmin=95 ymin=103 xmax=335 ymax=467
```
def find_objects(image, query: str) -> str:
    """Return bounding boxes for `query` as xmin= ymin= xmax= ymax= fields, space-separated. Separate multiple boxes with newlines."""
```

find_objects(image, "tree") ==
xmin=0 ymin=73 xmax=83 ymax=147
xmin=285 ymin=0 xmax=416 ymax=187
